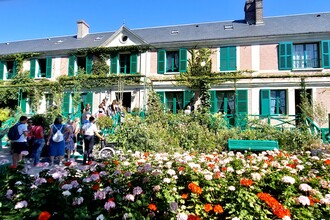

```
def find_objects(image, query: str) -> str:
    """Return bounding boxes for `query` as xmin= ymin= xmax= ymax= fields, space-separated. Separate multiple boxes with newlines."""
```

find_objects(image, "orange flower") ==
xmin=324 ymin=159 xmax=330 ymax=165
xmin=221 ymin=167 xmax=227 ymax=172
xmin=214 ymin=172 xmax=221 ymax=179
xmin=113 ymin=160 xmax=119 ymax=165
xmin=38 ymin=211 xmax=51 ymax=220
xmin=148 ymin=203 xmax=157 ymax=211
xmin=178 ymin=166 xmax=185 ymax=172
xmin=213 ymin=204 xmax=224 ymax=214
xmin=208 ymin=163 xmax=215 ymax=169
xmin=181 ymin=193 xmax=188 ymax=199
xmin=257 ymin=192 xmax=291 ymax=219
xmin=187 ymin=214 xmax=201 ymax=220
xmin=240 ymin=178 xmax=253 ymax=187
xmin=102 ymin=161 xmax=109 ymax=165
xmin=188 ymin=182 xmax=202 ymax=195
xmin=204 ymin=203 xmax=213 ymax=212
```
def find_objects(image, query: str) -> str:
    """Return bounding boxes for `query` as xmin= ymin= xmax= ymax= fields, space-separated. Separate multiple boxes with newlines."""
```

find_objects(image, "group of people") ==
xmin=9 ymin=112 xmax=104 ymax=168
xmin=96 ymin=98 xmax=125 ymax=119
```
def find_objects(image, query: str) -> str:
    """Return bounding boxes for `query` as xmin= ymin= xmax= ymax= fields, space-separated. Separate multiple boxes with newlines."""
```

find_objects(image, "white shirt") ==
xmin=82 ymin=122 xmax=98 ymax=136
xmin=13 ymin=123 xmax=28 ymax=142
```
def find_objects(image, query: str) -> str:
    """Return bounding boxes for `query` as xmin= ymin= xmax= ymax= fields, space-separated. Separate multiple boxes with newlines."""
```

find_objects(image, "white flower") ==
xmin=251 ymin=173 xmax=261 ymax=181
xmin=201 ymin=61 xmax=206 ymax=67
xmin=96 ymin=214 xmax=105 ymax=220
xmin=232 ymin=217 xmax=240 ymax=220
xmin=6 ymin=189 xmax=13 ymax=199
xmin=176 ymin=212 xmax=188 ymax=220
xmin=15 ymin=181 xmax=22 ymax=185
xmin=228 ymin=186 xmax=236 ymax=191
xmin=282 ymin=216 xmax=291 ymax=220
xmin=281 ymin=176 xmax=295 ymax=184
xmin=14 ymin=200 xmax=28 ymax=209
xmin=104 ymin=200 xmax=116 ymax=211
xmin=153 ymin=185 xmax=161 ymax=192
xmin=299 ymin=183 xmax=312 ymax=192
xmin=163 ymin=178 xmax=171 ymax=183
xmin=61 ymin=184 xmax=73 ymax=190
xmin=167 ymin=169 xmax=176 ymax=176
xmin=125 ymin=194 xmax=135 ymax=202
xmin=296 ymin=165 xmax=304 ymax=171
xmin=62 ymin=190 xmax=71 ymax=197
xmin=297 ymin=195 xmax=310 ymax=206
xmin=72 ymin=197 xmax=84 ymax=205
xmin=133 ymin=186 xmax=143 ymax=195
xmin=204 ymin=174 xmax=213 ymax=181
xmin=77 ymin=188 xmax=82 ymax=193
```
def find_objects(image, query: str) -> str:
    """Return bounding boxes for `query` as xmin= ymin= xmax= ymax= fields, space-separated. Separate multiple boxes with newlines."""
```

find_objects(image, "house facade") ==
xmin=0 ymin=0 xmax=330 ymax=127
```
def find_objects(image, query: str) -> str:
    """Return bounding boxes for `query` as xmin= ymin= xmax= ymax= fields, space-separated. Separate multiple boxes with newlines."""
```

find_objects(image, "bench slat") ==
xmin=228 ymin=139 xmax=279 ymax=151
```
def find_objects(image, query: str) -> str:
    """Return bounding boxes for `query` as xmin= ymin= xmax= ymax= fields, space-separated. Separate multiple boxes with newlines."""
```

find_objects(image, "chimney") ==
xmin=244 ymin=0 xmax=264 ymax=25
xmin=77 ymin=20 xmax=89 ymax=39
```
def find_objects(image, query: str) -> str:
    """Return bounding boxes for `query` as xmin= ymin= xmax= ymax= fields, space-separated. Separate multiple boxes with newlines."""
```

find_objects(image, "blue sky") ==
xmin=0 ymin=0 xmax=330 ymax=43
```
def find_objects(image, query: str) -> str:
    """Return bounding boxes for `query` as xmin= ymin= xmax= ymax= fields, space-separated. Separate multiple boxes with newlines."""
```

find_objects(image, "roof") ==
xmin=0 ymin=12 xmax=329 ymax=55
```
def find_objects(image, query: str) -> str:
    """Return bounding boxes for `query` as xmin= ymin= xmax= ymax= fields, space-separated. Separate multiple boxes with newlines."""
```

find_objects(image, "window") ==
xmin=293 ymin=43 xmax=319 ymax=68
xmin=6 ymin=61 xmax=15 ymax=79
xmin=119 ymin=54 xmax=131 ymax=73
xmin=157 ymin=90 xmax=195 ymax=114
xmin=220 ymin=46 xmax=236 ymax=71
xmin=45 ymin=94 xmax=53 ymax=109
xmin=110 ymin=53 xmax=138 ymax=74
xmin=260 ymin=89 xmax=286 ymax=115
xmin=68 ymin=55 xmax=93 ymax=76
xmin=30 ymin=58 xmax=52 ymax=78
xmin=157 ymin=48 xmax=187 ymax=74
xmin=279 ymin=41 xmax=330 ymax=70
xmin=166 ymin=51 xmax=179 ymax=72
xmin=210 ymin=90 xmax=248 ymax=115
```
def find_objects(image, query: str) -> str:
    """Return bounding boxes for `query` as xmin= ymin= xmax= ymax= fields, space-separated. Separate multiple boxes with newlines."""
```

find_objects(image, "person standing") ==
xmin=64 ymin=119 xmax=75 ymax=161
xmin=81 ymin=116 xmax=104 ymax=165
xmin=72 ymin=117 xmax=80 ymax=155
xmin=10 ymin=116 xmax=29 ymax=168
xmin=47 ymin=117 xmax=66 ymax=166
xmin=30 ymin=117 xmax=45 ymax=167
xmin=26 ymin=119 xmax=34 ymax=157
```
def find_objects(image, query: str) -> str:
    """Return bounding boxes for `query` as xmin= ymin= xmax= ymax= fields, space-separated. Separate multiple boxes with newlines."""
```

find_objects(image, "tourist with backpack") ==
xmin=46 ymin=117 xmax=67 ymax=166
xmin=8 ymin=116 xmax=29 ymax=168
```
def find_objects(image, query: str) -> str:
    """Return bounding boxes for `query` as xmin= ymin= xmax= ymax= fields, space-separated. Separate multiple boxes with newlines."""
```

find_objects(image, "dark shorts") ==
xmin=73 ymin=135 xmax=77 ymax=143
xmin=12 ymin=142 xmax=28 ymax=154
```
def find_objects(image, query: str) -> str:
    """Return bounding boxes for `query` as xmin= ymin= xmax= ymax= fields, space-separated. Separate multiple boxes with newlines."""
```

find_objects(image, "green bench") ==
xmin=228 ymin=139 xmax=279 ymax=151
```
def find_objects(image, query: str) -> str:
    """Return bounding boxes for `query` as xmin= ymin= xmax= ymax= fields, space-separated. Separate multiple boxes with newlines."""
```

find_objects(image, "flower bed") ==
xmin=0 ymin=150 xmax=330 ymax=219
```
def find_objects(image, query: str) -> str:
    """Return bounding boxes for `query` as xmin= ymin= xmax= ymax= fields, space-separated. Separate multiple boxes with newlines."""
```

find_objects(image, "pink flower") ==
xmin=104 ymin=200 xmax=115 ymax=211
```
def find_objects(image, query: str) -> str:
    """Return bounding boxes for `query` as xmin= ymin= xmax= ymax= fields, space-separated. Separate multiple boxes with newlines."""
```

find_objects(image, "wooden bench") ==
xmin=228 ymin=139 xmax=279 ymax=151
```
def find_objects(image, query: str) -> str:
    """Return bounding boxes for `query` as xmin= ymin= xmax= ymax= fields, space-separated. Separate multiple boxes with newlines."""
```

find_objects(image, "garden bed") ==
xmin=0 ymin=149 xmax=330 ymax=219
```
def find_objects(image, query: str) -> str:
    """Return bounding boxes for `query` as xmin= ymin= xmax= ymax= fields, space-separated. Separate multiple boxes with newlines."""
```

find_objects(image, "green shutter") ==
xmin=68 ymin=56 xmax=75 ymax=76
xmin=29 ymin=59 xmax=36 ymax=78
xmin=130 ymin=53 xmax=138 ymax=74
xmin=236 ymin=90 xmax=248 ymax=114
xmin=110 ymin=54 xmax=118 ymax=74
xmin=156 ymin=91 xmax=165 ymax=103
xmin=179 ymin=48 xmax=188 ymax=73
xmin=209 ymin=90 xmax=217 ymax=114
xmin=20 ymin=92 xmax=27 ymax=113
xmin=0 ymin=61 xmax=4 ymax=80
xmin=183 ymin=90 xmax=194 ymax=108
xmin=157 ymin=49 xmax=166 ymax=74
xmin=13 ymin=61 xmax=17 ymax=77
xmin=220 ymin=46 xmax=236 ymax=71
xmin=46 ymin=57 xmax=52 ymax=78
xmin=85 ymin=92 xmax=93 ymax=112
xmin=321 ymin=40 xmax=330 ymax=68
xmin=62 ymin=93 xmax=71 ymax=116
xmin=260 ymin=89 xmax=270 ymax=116
xmin=278 ymin=42 xmax=293 ymax=70
xmin=86 ymin=54 xmax=93 ymax=74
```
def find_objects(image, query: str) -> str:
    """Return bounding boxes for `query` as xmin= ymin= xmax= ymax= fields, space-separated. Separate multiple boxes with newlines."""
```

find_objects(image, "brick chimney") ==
xmin=77 ymin=20 xmax=89 ymax=39
xmin=244 ymin=0 xmax=264 ymax=25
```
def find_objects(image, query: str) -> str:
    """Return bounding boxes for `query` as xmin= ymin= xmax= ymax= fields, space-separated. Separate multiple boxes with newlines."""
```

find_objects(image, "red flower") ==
xmin=221 ymin=167 xmax=227 ymax=172
xmin=324 ymin=159 xmax=330 ymax=165
xmin=92 ymin=184 xmax=100 ymax=190
xmin=38 ymin=211 xmax=51 ymax=220
xmin=148 ymin=203 xmax=157 ymax=211
xmin=187 ymin=214 xmax=201 ymax=220
xmin=213 ymin=204 xmax=224 ymax=214
xmin=214 ymin=172 xmax=221 ymax=179
xmin=178 ymin=166 xmax=185 ymax=172
xmin=64 ymin=161 xmax=71 ymax=166
xmin=208 ymin=163 xmax=215 ymax=169
xmin=204 ymin=203 xmax=213 ymax=212
xmin=47 ymin=178 xmax=53 ymax=184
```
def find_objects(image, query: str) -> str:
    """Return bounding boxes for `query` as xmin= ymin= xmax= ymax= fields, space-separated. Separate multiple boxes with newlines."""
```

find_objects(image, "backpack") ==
xmin=52 ymin=125 xmax=64 ymax=142
xmin=7 ymin=123 xmax=22 ymax=141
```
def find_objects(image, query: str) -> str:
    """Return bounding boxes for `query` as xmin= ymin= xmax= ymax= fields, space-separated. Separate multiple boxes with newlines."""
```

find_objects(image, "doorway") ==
xmin=115 ymin=92 xmax=131 ymax=112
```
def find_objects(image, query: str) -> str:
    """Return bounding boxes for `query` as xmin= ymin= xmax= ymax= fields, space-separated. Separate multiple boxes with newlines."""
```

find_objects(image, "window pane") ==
xmin=293 ymin=43 xmax=319 ymax=68
xmin=119 ymin=54 xmax=130 ymax=74
xmin=166 ymin=52 xmax=179 ymax=72
xmin=270 ymin=90 xmax=286 ymax=114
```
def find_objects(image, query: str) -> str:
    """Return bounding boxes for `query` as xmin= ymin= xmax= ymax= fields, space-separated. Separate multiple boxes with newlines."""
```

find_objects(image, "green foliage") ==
xmin=96 ymin=115 xmax=113 ymax=130
xmin=0 ymin=108 xmax=12 ymax=122
xmin=91 ymin=57 xmax=109 ymax=76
